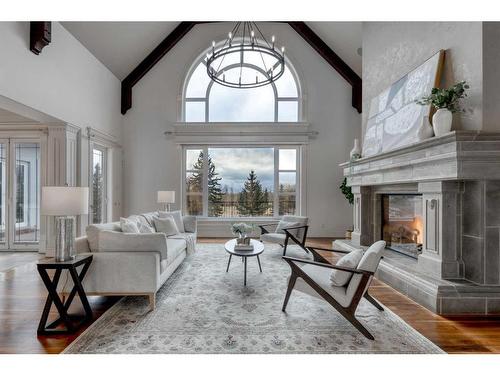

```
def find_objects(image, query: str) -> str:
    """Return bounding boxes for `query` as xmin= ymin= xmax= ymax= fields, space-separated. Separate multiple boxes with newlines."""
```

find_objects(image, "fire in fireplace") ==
xmin=381 ymin=194 xmax=423 ymax=258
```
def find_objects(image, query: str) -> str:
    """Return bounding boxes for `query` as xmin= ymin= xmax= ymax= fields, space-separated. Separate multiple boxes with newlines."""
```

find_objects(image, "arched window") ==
xmin=183 ymin=45 xmax=301 ymax=122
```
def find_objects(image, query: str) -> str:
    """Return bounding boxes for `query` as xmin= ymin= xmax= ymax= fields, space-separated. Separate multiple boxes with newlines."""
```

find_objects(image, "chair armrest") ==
xmin=282 ymin=256 xmax=371 ymax=275
xmin=182 ymin=215 xmax=197 ymax=233
xmin=283 ymin=225 xmax=309 ymax=231
xmin=97 ymin=231 xmax=168 ymax=261
xmin=258 ymin=222 xmax=279 ymax=234
xmin=307 ymin=246 xmax=350 ymax=254
xmin=282 ymin=225 xmax=309 ymax=248
xmin=258 ymin=222 xmax=280 ymax=227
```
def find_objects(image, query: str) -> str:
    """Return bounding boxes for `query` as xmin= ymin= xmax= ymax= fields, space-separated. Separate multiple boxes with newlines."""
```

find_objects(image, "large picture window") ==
xmin=183 ymin=146 xmax=300 ymax=218
xmin=183 ymin=46 xmax=301 ymax=123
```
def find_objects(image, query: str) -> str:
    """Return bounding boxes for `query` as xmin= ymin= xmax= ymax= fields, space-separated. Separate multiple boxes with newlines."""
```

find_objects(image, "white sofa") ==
xmin=62 ymin=211 xmax=197 ymax=310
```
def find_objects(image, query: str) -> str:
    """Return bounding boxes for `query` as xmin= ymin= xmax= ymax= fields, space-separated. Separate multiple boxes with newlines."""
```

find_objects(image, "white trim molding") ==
xmin=166 ymin=122 xmax=316 ymax=144
xmin=86 ymin=126 xmax=121 ymax=149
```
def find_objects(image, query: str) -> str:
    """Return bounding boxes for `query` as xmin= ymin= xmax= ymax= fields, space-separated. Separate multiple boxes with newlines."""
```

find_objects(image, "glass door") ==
xmin=10 ymin=141 xmax=41 ymax=249
xmin=0 ymin=141 xmax=8 ymax=249
xmin=0 ymin=139 xmax=41 ymax=251
xmin=90 ymin=144 xmax=108 ymax=224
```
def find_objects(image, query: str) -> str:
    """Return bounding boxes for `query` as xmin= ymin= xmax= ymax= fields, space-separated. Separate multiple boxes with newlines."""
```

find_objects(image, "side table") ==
xmin=37 ymin=255 xmax=93 ymax=335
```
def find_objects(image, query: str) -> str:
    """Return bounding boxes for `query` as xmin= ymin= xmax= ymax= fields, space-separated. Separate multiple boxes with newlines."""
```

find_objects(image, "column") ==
xmin=417 ymin=181 xmax=463 ymax=279
xmin=351 ymin=185 xmax=373 ymax=247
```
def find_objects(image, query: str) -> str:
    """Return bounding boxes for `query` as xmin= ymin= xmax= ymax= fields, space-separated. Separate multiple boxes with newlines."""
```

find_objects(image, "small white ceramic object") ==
xmin=350 ymin=138 xmax=361 ymax=160
xmin=417 ymin=115 xmax=435 ymax=141
xmin=432 ymin=108 xmax=453 ymax=136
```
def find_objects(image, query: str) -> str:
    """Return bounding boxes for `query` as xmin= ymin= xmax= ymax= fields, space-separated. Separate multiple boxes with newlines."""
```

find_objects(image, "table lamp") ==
xmin=157 ymin=191 xmax=175 ymax=211
xmin=42 ymin=186 xmax=89 ymax=262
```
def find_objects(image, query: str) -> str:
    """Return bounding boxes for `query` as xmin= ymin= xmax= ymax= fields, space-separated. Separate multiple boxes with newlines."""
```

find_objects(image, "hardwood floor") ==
xmin=1 ymin=238 xmax=499 ymax=354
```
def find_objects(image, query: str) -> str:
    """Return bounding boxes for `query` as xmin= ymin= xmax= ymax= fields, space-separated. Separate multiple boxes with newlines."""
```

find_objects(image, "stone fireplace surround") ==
xmin=335 ymin=131 xmax=500 ymax=315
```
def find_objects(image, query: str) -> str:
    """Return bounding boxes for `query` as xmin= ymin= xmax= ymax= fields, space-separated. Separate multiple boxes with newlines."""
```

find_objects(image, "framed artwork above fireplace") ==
xmin=362 ymin=50 xmax=445 ymax=157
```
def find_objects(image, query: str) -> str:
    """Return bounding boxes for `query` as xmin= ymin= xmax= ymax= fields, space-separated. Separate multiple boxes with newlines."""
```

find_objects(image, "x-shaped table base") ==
xmin=37 ymin=255 xmax=93 ymax=335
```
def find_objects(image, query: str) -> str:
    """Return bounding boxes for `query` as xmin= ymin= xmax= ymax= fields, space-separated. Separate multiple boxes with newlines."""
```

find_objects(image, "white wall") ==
xmin=0 ymin=22 xmax=123 ymax=223
xmin=0 ymin=22 xmax=123 ymax=254
xmin=123 ymin=22 xmax=360 ymax=237
xmin=362 ymin=22 xmax=483 ymax=135
xmin=0 ymin=22 xmax=122 ymax=139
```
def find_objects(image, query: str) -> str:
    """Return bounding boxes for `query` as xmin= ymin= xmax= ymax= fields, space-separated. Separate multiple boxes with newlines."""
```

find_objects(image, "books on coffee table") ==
xmin=234 ymin=244 xmax=254 ymax=251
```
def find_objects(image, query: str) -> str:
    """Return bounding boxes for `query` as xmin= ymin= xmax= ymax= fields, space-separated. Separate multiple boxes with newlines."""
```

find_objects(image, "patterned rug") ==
xmin=63 ymin=244 xmax=444 ymax=354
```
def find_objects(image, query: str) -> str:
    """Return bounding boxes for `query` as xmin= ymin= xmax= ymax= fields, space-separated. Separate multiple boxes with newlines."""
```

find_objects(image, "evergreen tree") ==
xmin=237 ymin=170 xmax=268 ymax=216
xmin=187 ymin=151 xmax=224 ymax=217
xmin=207 ymin=155 xmax=224 ymax=216
xmin=263 ymin=188 xmax=271 ymax=215
xmin=92 ymin=163 xmax=103 ymax=223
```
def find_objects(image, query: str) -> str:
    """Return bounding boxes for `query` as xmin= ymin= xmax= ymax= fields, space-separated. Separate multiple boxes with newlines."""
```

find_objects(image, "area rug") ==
xmin=63 ymin=244 xmax=444 ymax=354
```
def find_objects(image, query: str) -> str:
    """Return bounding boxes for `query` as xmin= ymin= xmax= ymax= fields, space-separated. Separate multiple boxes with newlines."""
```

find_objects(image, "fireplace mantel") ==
xmin=341 ymin=131 xmax=500 ymax=186
xmin=336 ymin=131 xmax=500 ymax=315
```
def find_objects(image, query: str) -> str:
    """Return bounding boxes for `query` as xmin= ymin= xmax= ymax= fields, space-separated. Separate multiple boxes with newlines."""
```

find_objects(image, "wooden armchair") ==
xmin=259 ymin=223 xmax=309 ymax=256
xmin=281 ymin=241 xmax=386 ymax=340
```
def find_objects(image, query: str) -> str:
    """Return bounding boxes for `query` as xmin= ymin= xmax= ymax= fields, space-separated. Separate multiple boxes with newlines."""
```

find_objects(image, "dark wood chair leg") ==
xmin=364 ymin=292 xmax=384 ymax=311
xmin=349 ymin=316 xmax=375 ymax=340
xmin=283 ymin=236 xmax=290 ymax=256
xmin=282 ymin=274 xmax=297 ymax=312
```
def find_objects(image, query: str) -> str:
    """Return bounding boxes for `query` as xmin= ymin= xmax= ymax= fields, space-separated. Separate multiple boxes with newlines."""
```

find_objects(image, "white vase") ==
xmin=432 ymin=108 xmax=453 ymax=136
xmin=350 ymin=138 xmax=361 ymax=160
xmin=417 ymin=115 xmax=434 ymax=141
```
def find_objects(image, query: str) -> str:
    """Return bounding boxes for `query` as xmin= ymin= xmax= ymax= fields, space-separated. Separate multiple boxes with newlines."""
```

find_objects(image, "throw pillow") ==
xmin=153 ymin=216 xmax=179 ymax=236
xmin=275 ymin=221 xmax=300 ymax=234
xmin=158 ymin=210 xmax=185 ymax=233
xmin=330 ymin=249 xmax=364 ymax=287
xmin=138 ymin=222 xmax=155 ymax=234
xmin=120 ymin=217 xmax=140 ymax=233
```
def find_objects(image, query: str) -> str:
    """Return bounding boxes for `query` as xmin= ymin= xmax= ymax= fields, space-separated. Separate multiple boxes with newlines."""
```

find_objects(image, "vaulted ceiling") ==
xmin=61 ymin=22 xmax=362 ymax=81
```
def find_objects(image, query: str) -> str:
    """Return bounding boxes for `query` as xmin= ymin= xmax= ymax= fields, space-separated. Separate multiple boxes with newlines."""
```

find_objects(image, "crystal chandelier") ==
xmin=206 ymin=22 xmax=285 ymax=89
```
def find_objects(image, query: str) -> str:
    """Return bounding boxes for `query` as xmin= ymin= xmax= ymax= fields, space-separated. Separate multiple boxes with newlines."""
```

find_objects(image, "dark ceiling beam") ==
xmin=30 ymin=22 xmax=52 ymax=55
xmin=121 ymin=21 xmax=362 ymax=115
xmin=121 ymin=21 xmax=198 ymax=114
xmin=287 ymin=22 xmax=362 ymax=113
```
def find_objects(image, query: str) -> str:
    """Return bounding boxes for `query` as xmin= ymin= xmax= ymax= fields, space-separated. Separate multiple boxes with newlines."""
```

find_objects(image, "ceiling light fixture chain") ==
xmin=206 ymin=21 xmax=285 ymax=89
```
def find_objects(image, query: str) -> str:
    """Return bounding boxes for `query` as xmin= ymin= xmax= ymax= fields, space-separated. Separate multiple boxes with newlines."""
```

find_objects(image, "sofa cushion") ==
xmin=140 ymin=212 xmax=158 ymax=227
xmin=120 ymin=217 xmax=140 ymax=233
xmin=168 ymin=232 xmax=197 ymax=254
xmin=158 ymin=210 xmax=185 ymax=233
xmin=182 ymin=215 xmax=197 ymax=234
xmin=97 ymin=230 xmax=168 ymax=260
xmin=330 ymin=249 xmax=363 ymax=286
xmin=154 ymin=217 xmax=179 ymax=236
xmin=138 ymin=222 xmax=155 ymax=233
xmin=166 ymin=238 xmax=187 ymax=264
xmin=86 ymin=222 xmax=121 ymax=251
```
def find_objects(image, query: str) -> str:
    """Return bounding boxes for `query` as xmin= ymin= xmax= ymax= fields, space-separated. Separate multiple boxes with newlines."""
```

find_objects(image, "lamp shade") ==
xmin=157 ymin=190 xmax=175 ymax=204
xmin=41 ymin=186 xmax=89 ymax=216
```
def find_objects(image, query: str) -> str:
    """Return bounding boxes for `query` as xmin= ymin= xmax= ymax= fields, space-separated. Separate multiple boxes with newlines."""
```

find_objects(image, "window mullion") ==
xmin=273 ymin=147 xmax=279 ymax=218
xmin=295 ymin=146 xmax=300 ymax=215
xmin=202 ymin=146 xmax=209 ymax=217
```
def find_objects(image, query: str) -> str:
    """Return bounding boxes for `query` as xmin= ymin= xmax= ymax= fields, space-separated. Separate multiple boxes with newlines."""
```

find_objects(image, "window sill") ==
xmin=195 ymin=217 xmax=280 ymax=223
xmin=165 ymin=122 xmax=316 ymax=144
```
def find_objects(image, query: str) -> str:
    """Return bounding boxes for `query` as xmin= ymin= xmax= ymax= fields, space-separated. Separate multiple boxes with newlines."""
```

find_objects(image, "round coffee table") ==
xmin=224 ymin=239 xmax=264 ymax=286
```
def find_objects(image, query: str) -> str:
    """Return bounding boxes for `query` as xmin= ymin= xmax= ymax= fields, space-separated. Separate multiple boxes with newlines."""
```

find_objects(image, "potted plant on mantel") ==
xmin=416 ymin=81 xmax=469 ymax=137
xmin=340 ymin=177 xmax=354 ymax=239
